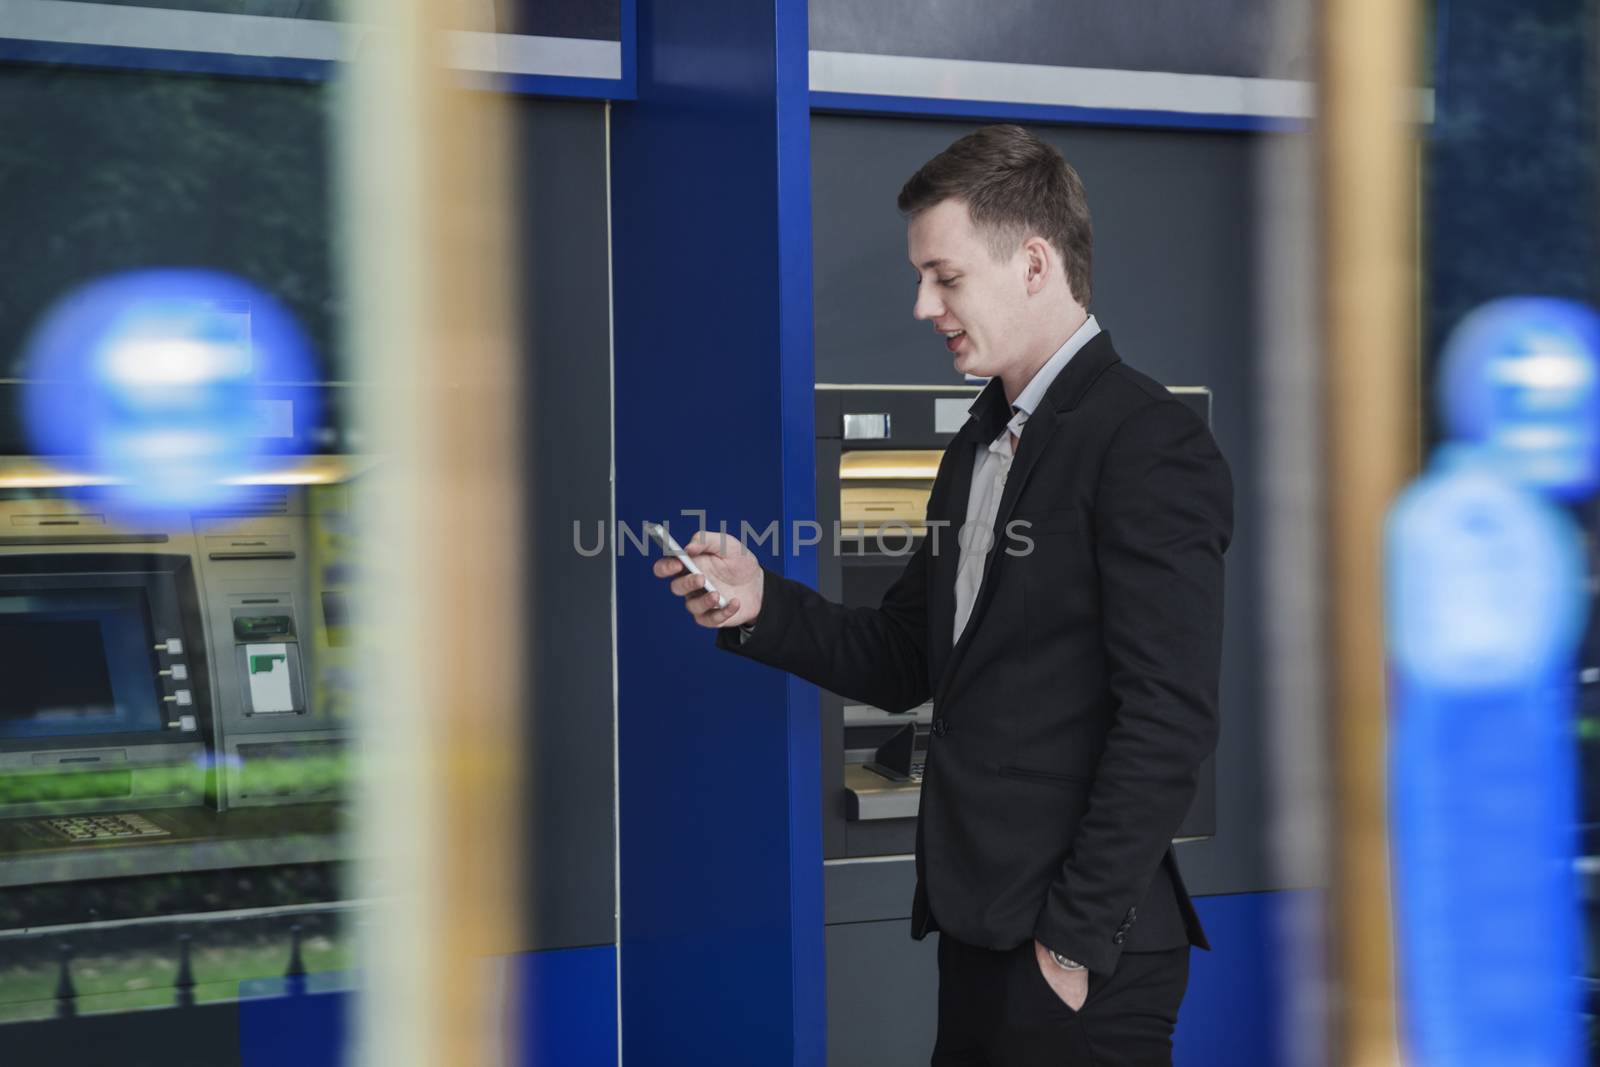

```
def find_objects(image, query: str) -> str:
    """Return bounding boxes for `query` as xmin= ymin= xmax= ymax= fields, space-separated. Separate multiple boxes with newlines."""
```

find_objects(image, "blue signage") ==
xmin=21 ymin=268 xmax=319 ymax=513
xmin=1387 ymin=455 xmax=1585 ymax=1065
xmin=1438 ymin=297 xmax=1600 ymax=500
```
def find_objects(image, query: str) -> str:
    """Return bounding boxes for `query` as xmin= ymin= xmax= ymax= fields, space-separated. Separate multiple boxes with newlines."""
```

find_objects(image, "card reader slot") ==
xmin=0 ymin=534 xmax=168 ymax=546
xmin=11 ymin=514 xmax=106 ymax=527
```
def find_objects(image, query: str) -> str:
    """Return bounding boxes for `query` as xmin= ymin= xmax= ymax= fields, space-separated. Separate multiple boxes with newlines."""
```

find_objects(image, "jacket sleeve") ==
xmin=714 ymin=533 xmax=933 ymax=714
xmin=1033 ymin=398 xmax=1233 ymax=976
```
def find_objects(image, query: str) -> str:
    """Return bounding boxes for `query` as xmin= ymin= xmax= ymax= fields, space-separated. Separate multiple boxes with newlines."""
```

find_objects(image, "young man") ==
xmin=653 ymin=124 xmax=1232 ymax=1066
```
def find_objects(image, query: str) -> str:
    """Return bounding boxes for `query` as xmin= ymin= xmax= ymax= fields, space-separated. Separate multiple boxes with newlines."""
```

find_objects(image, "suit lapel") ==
xmin=933 ymin=331 xmax=1123 ymax=701
xmin=927 ymin=374 xmax=1012 ymax=681
xmin=928 ymin=405 xmax=984 ymax=682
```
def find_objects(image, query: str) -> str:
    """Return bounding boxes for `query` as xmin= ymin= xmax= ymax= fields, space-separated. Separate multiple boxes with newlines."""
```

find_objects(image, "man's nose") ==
xmin=913 ymin=285 xmax=943 ymax=322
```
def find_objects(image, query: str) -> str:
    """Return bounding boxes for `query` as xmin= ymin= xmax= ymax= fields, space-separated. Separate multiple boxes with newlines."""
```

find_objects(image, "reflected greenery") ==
xmin=0 ymin=62 xmax=340 ymax=380
xmin=0 ymin=754 xmax=347 ymax=805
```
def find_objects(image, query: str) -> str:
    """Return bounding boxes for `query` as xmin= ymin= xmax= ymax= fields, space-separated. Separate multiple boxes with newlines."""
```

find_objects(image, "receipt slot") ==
xmin=232 ymin=613 xmax=305 ymax=716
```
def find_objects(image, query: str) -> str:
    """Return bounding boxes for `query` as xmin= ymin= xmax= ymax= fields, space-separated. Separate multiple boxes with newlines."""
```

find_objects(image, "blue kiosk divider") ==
xmin=611 ymin=0 xmax=826 ymax=1063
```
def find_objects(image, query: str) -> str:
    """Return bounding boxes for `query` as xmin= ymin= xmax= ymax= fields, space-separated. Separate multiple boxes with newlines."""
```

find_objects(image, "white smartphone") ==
xmin=644 ymin=522 xmax=728 ymax=610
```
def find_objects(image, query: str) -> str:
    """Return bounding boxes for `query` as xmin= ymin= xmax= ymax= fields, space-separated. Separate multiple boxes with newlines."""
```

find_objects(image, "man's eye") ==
xmin=938 ymin=277 xmax=959 ymax=288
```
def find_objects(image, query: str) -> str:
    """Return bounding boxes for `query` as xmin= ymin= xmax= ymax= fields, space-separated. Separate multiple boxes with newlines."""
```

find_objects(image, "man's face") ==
xmin=906 ymin=198 xmax=1030 ymax=380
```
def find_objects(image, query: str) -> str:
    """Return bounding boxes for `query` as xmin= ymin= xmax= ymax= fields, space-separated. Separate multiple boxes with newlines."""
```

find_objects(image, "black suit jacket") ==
xmin=716 ymin=332 xmax=1233 ymax=976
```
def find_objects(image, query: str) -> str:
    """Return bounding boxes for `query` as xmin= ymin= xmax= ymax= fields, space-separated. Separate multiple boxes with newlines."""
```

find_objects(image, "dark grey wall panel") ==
xmin=826 ymin=920 xmax=939 ymax=1066
xmin=810 ymin=116 xmax=1270 ymax=896
xmin=498 ymin=0 xmax=623 ymax=40
xmin=809 ymin=0 xmax=1313 ymax=81
xmin=518 ymin=99 xmax=617 ymax=952
xmin=825 ymin=857 xmax=918 ymax=925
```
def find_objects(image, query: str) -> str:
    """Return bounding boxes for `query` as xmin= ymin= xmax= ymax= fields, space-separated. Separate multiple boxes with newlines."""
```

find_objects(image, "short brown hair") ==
xmin=898 ymin=124 xmax=1093 ymax=306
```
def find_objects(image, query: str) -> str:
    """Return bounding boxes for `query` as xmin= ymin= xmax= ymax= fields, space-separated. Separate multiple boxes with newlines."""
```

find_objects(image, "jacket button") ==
xmin=931 ymin=718 xmax=950 ymax=737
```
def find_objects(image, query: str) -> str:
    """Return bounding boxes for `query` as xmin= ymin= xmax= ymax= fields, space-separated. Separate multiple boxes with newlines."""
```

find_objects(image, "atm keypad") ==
xmin=43 ymin=813 xmax=170 ymax=842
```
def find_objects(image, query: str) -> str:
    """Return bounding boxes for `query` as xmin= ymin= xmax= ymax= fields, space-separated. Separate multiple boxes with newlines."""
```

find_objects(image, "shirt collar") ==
xmin=1010 ymin=314 xmax=1100 ymax=419
xmin=967 ymin=315 xmax=1101 ymax=449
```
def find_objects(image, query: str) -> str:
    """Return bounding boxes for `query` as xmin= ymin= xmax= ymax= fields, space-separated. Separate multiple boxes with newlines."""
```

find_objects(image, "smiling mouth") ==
xmin=943 ymin=329 xmax=966 ymax=353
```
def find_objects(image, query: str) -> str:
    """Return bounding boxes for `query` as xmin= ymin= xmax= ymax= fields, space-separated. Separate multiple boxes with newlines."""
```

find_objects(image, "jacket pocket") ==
xmin=1018 ymin=508 xmax=1080 ymax=534
xmin=999 ymin=764 xmax=1089 ymax=786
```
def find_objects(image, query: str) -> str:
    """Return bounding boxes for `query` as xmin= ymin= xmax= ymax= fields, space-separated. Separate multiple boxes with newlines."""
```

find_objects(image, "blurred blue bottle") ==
xmin=1388 ymin=451 xmax=1584 ymax=1066
xmin=21 ymin=268 xmax=317 ymax=514
xmin=1386 ymin=297 xmax=1597 ymax=1067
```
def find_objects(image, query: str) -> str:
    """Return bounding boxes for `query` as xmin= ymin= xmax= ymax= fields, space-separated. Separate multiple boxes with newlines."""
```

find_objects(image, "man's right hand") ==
xmin=651 ymin=529 xmax=763 ymax=629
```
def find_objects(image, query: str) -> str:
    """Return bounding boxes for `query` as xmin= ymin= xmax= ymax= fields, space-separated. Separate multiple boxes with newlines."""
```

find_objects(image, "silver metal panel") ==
xmin=0 ymin=828 xmax=344 ymax=888
xmin=933 ymin=397 xmax=969 ymax=433
xmin=842 ymin=702 xmax=933 ymax=726
xmin=843 ymin=411 xmax=891 ymax=440
xmin=1 ymin=1 xmax=624 ymax=78
xmin=810 ymin=48 xmax=1317 ymax=119
xmin=844 ymin=764 xmax=921 ymax=821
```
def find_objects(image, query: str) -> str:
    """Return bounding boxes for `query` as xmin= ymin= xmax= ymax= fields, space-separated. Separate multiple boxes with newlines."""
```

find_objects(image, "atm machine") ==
xmin=814 ymin=383 xmax=1218 ymax=861
xmin=0 ymin=479 xmax=359 ymax=889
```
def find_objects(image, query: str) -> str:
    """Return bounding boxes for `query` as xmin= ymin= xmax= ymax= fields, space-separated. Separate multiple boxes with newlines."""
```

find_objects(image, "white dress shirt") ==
xmin=951 ymin=315 xmax=1100 ymax=644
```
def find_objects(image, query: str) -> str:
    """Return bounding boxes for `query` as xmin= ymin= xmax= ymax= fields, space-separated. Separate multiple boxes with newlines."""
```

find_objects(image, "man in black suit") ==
xmin=653 ymin=124 xmax=1232 ymax=1066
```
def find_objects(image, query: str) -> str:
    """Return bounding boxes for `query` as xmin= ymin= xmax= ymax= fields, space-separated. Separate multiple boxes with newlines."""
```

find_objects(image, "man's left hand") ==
xmin=1033 ymin=940 xmax=1088 ymax=1011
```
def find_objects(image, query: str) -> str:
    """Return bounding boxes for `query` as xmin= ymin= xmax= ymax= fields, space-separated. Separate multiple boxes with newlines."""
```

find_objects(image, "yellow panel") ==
xmin=838 ymin=449 xmax=942 ymax=481
xmin=840 ymin=485 xmax=929 ymax=528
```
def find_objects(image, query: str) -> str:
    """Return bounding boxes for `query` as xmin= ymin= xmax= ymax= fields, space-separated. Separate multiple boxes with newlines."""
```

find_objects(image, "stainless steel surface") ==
xmin=842 ymin=702 xmax=933 ymax=726
xmin=844 ymin=764 xmax=922 ymax=821
xmin=934 ymin=397 xmax=970 ymax=433
xmin=843 ymin=412 xmax=891 ymax=440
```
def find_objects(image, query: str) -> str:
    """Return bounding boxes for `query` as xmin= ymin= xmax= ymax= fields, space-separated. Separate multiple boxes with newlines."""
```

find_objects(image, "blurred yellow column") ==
xmin=340 ymin=1 xmax=525 ymax=1065
xmin=1319 ymin=0 xmax=1420 ymax=1064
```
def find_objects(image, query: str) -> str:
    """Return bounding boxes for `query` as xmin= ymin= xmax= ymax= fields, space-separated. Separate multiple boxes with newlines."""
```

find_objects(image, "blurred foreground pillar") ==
xmin=1319 ymin=0 xmax=1420 ymax=1063
xmin=340 ymin=2 xmax=525 ymax=1065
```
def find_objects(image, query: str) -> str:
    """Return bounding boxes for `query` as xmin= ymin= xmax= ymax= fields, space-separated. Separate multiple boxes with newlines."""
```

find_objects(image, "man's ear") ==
xmin=1023 ymin=236 xmax=1052 ymax=296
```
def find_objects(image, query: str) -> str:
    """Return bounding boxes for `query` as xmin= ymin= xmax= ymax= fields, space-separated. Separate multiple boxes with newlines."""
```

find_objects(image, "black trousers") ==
xmin=931 ymin=935 xmax=1189 ymax=1067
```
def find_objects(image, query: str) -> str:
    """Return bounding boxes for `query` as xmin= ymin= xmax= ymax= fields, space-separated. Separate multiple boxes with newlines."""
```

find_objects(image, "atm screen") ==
xmin=0 ymin=589 xmax=164 ymax=739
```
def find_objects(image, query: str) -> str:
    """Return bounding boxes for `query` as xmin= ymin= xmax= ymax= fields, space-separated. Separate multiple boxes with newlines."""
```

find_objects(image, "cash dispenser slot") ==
xmin=837 ymin=450 xmax=940 ymax=540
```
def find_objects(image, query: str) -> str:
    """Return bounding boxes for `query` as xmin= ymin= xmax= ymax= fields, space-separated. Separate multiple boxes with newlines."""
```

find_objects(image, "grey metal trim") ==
xmin=842 ymin=412 xmax=892 ymax=440
xmin=842 ymin=702 xmax=933 ymax=726
xmin=604 ymin=102 xmax=626 ymax=1067
xmin=816 ymin=383 xmax=982 ymax=393
xmin=812 ymin=49 xmax=1312 ymax=118
xmin=0 ymin=898 xmax=366 ymax=939
xmin=844 ymin=764 xmax=921 ymax=821
xmin=0 ymin=0 xmax=343 ymax=59
xmin=0 ymin=831 xmax=343 ymax=888
xmin=810 ymin=49 xmax=1435 ymax=123
xmin=0 ymin=0 xmax=623 ymax=78
xmin=449 ymin=28 xmax=622 ymax=78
